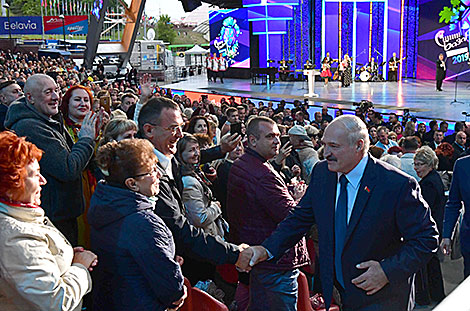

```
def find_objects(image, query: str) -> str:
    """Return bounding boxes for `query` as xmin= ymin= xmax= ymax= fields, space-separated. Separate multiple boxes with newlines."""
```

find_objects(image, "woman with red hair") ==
xmin=60 ymin=85 xmax=107 ymax=248
xmin=435 ymin=142 xmax=454 ymax=171
xmin=0 ymin=131 xmax=97 ymax=310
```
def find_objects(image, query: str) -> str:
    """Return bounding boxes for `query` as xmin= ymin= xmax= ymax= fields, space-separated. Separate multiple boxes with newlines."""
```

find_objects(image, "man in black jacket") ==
xmin=138 ymin=97 xmax=246 ymax=269
xmin=436 ymin=53 xmax=446 ymax=92
xmin=0 ymin=80 xmax=23 ymax=131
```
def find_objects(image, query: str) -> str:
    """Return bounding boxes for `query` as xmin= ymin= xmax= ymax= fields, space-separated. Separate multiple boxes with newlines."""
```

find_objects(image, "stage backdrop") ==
xmin=418 ymin=0 xmax=470 ymax=81
xmin=209 ymin=9 xmax=250 ymax=69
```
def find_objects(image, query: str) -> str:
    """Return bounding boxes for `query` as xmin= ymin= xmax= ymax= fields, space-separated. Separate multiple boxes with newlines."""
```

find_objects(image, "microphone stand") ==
xmin=450 ymin=61 xmax=465 ymax=105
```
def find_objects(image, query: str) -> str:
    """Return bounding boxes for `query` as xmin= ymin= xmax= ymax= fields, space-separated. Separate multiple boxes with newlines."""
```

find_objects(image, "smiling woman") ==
xmin=60 ymin=84 xmax=104 ymax=248
xmin=0 ymin=131 xmax=97 ymax=311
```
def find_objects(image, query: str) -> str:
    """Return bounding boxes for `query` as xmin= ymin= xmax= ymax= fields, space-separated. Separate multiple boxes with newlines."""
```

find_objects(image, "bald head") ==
xmin=323 ymin=115 xmax=369 ymax=173
xmin=327 ymin=115 xmax=370 ymax=154
xmin=24 ymin=74 xmax=55 ymax=103
xmin=24 ymin=74 xmax=60 ymax=117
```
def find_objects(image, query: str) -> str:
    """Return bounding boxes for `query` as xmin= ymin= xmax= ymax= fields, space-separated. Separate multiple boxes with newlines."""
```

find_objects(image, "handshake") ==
xmin=235 ymin=245 xmax=270 ymax=272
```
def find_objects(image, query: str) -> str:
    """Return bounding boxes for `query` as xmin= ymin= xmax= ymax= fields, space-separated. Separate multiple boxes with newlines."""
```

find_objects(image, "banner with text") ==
xmin=418 ymin=1 xmax=470 ymax=81
xmin=0 ymin=16 xmax=42 ymax=35
xmin=43 ymin=15 xmax=88 ymax=35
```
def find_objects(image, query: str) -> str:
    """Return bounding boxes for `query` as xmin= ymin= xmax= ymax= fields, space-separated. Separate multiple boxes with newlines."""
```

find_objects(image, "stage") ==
xmin=163 ymin=76 xmax=470 ymax=122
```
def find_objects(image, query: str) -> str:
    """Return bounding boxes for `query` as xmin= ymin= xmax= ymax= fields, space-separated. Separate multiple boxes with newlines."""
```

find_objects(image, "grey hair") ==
xmin=414 ymin=146 xmax=438 ymax=169
xmin=329 ymin=115 xmax=370 ymax=153
xmin=380 ymin=154 xmax=401 ymax=169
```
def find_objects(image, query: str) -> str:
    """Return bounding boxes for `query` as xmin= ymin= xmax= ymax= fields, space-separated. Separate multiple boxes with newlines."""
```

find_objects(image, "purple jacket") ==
xmin=227 ymin=149 xmax=309 ymax=270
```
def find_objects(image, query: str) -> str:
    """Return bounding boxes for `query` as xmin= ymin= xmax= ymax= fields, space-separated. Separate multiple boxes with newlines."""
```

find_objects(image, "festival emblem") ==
xmin=214 ymin=17 xmax=241 ymax=65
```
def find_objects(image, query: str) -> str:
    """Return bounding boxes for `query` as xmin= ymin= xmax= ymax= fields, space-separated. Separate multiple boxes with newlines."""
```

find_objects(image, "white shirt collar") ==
xmin=338 ymin=155 xmax=369 ymax=190
xmin=154 ymin=148 xmax=174 ymax=179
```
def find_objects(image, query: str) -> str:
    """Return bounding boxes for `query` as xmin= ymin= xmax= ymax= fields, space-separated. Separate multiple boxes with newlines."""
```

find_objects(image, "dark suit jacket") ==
xmin=452 ymin=142 xmax=466 ymax=164
xmin=436 ymin=60 xmax=446 ymax=81
xmin=153 ymin=148 xmax=240 ymax=265
xmin=262 ymin=157 xmax=438 ymax=310
xmin=419 ymin=170 xmax=445 ymax=238
xmin=425 ymin=141 xmax=438 ymax=150
xmin=443 ymin=156 xmax=470 ymax=254
xmin=443 ymin=133 xmax=456 ymax=144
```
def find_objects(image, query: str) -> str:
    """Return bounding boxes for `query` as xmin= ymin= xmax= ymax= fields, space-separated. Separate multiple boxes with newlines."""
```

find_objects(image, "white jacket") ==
xmin=0 ymin=201 xmax=92 ymax=311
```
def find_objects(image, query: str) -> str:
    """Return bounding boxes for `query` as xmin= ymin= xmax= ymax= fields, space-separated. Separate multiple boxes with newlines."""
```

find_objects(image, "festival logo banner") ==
xmin=0 ymin=16 xmax=43 ymax=35
xmin=43 ymin=15 xmax=88 ymax=35
xmin=418 ymin=0 xmax=470 ymax=81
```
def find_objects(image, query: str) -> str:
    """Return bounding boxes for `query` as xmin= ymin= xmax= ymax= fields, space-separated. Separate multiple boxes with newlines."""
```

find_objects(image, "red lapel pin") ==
xmin=364 ymin=186 xmax=370 ymax=193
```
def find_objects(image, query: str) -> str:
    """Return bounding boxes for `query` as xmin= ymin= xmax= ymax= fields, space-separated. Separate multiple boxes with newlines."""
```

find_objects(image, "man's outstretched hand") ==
xmin=235 ymin=245 xmax=269 ymax=272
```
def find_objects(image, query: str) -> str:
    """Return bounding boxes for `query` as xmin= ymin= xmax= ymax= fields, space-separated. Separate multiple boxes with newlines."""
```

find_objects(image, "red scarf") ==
xmin=0 ymin=197 xmax=40 ymax=209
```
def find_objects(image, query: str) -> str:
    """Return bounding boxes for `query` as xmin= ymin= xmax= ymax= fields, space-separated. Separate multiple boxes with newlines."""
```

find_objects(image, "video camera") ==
xmin=403 ymin=109 xmax=417 ymax=124
xmin=353 ymin=100 xmax=374 ymax=115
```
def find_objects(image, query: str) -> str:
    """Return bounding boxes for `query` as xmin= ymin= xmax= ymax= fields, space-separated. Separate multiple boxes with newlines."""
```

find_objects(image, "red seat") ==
xmin=298 ymin=271 xmax=314 ymax=311
xmin=297 ymin=271 xmax=340 ymax=311
xmin=180 ymin=278 xmax=229 ymax=311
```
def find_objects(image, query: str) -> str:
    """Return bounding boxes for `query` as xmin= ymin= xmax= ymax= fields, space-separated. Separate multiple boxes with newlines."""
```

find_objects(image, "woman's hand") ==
xmin=78 ymin=111 xmax=98 ymax=140
xmin=96 ymin=107 xmax=110 ymax=133
xmin=73 ymin=249 xmax=98 ymax=271
xmin=167 ymin=285 xmax=188 ymax=311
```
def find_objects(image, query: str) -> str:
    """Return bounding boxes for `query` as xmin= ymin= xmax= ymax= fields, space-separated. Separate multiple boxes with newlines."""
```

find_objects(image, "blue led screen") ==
xmin=209 ymin=9 xmax=251 ymax=69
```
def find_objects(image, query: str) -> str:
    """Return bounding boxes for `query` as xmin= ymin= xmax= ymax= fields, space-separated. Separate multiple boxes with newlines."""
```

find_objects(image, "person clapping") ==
xmin=0 ymin=131 xmax=97 ymax=311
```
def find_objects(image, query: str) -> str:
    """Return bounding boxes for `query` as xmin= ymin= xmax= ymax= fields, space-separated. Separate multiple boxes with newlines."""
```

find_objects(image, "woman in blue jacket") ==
xmin=88 ymin=139 xmax=186 ymax=311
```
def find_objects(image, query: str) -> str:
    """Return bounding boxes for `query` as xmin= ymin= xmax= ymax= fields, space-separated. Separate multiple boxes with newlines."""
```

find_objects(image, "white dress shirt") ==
xmin=336 ymin=155 xmax=369 ymax=223
xmin=154 ymin=148 xmax=174 ymax=180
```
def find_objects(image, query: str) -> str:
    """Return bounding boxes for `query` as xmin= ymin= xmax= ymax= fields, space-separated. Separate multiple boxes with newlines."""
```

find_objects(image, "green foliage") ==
xmin=439 ymin=6 xmax=455 ymax=23
xmin=451 ymin=0 xmax=461 ymax=7
xmin=156 ymin=14 xmax=176 ymax=44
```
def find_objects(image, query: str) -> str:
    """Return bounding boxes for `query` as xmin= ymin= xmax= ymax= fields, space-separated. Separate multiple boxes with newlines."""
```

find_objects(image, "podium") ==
xmin=303 ymin=69 xmax=320 ymax=98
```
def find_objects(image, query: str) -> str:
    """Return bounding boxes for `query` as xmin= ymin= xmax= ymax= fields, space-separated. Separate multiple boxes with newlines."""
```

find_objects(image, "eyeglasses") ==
xmin=148 ymin=122 xmax=185 ymax=135
xmin=130 ymin=165 xmax=159 ymax=179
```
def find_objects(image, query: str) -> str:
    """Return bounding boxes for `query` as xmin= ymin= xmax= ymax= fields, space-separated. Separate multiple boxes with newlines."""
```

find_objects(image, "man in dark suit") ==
xmin=239 ymin=115 xmax=438 ymax=310
xmin=441 ymin=155 xmax=470 ymax=278
xmin=452 ymin=131 xmax=466 ymax=160
xmin=138 ymin=97 xmax=246 ymax=271
xmin=425 ymin=130 xmax=444 ymax=151
xmin=443 ymin=122 xmax=466 ymax=144
xmin=436 ymin=53 xmax=446 ymax=92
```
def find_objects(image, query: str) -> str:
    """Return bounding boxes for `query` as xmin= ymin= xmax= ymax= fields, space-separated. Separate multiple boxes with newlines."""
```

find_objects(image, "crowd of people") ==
xmin=0 ymin=50 xmax=469 ymax=311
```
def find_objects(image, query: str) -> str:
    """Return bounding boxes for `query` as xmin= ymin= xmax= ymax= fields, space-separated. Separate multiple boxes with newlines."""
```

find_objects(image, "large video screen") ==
xmin=418 ymin=0 xmax=470 ymax=81
xmin=209 ymin=9 xmax=250 ymax=69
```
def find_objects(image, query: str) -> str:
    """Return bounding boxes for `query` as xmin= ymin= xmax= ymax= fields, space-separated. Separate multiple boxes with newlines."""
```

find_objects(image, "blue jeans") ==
xmin=248 ymin=267 xmax=299 ymax=311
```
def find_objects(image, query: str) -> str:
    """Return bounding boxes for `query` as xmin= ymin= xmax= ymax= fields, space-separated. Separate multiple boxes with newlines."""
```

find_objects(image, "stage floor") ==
xmin=163 ymin=76 xmax=470 ymax=122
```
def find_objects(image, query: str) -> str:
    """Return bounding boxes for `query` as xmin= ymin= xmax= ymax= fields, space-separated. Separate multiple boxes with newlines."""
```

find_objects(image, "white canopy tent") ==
xmin=185 ymin=45 xmax=209 ymax=67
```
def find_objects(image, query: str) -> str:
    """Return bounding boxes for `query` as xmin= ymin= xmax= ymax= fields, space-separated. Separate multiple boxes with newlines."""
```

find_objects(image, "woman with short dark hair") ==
xmin=88 ymin=139 xmax=186 ymax=311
